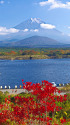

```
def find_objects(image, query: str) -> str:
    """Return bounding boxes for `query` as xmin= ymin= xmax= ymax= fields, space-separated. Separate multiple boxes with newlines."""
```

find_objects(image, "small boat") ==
xmin=0 ymin=86 xmax=2 ymax=89
xmin=51 ymin=82 xmax=56 ymax=87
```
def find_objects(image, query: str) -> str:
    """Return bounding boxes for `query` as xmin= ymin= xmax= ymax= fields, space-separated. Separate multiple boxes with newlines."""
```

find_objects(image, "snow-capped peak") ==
xmin=31 ymin=18 xmax=41 ymax=24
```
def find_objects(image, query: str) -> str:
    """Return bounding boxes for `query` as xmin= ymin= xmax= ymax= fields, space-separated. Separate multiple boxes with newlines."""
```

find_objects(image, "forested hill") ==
xmin=10 ymin=35 xmax=60 ymax=47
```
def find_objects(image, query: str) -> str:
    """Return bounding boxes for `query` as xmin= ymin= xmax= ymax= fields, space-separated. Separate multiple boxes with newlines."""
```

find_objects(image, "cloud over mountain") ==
xmin=0 ymin=27 xmax=19 ymax=35
xmin=39 ymin=0 xmax=70 ymax=10
xmin=22 ymin=29 xmax=29 ymax=32
xmin=30 ymin=29 xmax=39 ymax=32
xmin=0 ymin=18 xmax=70 ymax=44
xmin=40 ymin=23 xmax=56 ymax=29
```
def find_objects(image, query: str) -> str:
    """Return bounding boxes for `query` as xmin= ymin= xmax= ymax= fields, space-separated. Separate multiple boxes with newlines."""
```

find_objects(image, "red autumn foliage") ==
xmin=0 ymin=80 xmax=67 ymax=125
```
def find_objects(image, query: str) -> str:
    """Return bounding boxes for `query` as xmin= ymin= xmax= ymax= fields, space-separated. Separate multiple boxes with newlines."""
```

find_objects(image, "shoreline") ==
xmin=0 ymin=55 xmax=70 ymax=60
xmin=0 ymin=88 xmax=69 ymax=95
xmin=0 ymin=89 xmax=27 ymax=95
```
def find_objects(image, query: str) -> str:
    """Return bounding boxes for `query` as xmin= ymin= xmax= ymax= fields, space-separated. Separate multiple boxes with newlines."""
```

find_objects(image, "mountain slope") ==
xmin=0 ymin=18 xmax=70 ymax=46
xmin=10 ymin=35 xmax=61 ymax=47
xmin=14 ymin=18 xmax=45 ymax=30
xmin=14 ymin=18 xmax=70 ymax=44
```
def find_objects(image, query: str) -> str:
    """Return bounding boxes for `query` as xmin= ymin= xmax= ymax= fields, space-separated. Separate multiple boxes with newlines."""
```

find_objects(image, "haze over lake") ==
xmin=0 ymin=58 xmax=70 ymax=88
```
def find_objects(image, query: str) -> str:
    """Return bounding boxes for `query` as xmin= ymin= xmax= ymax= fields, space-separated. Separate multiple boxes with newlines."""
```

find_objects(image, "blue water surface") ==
xmin=0 ymin=58 xmax=70 ymax=88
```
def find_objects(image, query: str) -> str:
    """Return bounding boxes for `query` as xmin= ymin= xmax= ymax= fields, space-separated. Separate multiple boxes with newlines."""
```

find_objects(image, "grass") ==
xmin=58 ymin=84 xmax=70 ymax=92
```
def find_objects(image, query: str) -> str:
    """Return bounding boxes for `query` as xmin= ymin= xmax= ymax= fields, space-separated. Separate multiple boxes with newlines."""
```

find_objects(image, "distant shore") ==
xmin=0 ymin=55 xmax=48 ymax=60
xmin=0 ymin=55 xmax=70 ymax=60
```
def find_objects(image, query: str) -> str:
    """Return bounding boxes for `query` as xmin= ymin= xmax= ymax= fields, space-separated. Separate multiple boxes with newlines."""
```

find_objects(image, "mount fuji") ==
xmin=0 ymin=18 xmax=70 ymax=47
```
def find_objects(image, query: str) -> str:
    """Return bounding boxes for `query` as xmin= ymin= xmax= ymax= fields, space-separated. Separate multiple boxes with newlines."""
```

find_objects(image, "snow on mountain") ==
xmin=14 ymin=18 xmax=70 ymax=44
xmin=30 ymin=18 xmax=42 ymax=24
xmin=14 ymin=18 xmax=45 ymax=30
xmin=0 ymin=18 xmax=70 ymax=45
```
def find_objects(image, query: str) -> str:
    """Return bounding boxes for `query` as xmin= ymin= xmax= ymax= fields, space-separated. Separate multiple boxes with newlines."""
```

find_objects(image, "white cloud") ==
xmin=39 ymin=0 xmax=70 ymax=9
xmin=40 ymin=23 xmax=56 ymax=29
xmin=30 ymin=29 xmax=39 ymax=32
xmin=68 ymin=34 xmax=70 ymax=36
xmin=0 ymin=0 xmax=4 ymax=4
xmin=68 ymin=26 xmax=70 ymax=29
xmin=0 ymin=27 xmax=19 ymax=35
xmin=23 ymin=29 xmax=29 ymax=32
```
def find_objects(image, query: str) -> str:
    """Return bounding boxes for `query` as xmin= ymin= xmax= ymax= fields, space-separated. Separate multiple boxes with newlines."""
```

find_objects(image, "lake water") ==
xmin=0 ymin=58 xmax=70 ymax=88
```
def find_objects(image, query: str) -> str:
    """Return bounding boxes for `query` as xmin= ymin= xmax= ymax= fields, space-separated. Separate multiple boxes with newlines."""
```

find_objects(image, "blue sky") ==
xmin=0 ymin=0 xmax=70 ymax=35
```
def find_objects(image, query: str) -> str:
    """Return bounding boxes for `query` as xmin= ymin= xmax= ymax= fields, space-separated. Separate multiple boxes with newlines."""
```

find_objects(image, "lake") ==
xmin=0 ymin=58 xmax=70 ymax=88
